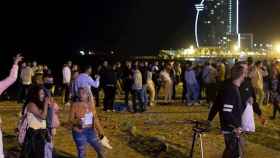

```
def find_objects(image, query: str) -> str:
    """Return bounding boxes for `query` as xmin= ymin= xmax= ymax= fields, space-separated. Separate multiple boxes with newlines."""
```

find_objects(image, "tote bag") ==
xmin=241 ymin=102 xmax=255 ymax=132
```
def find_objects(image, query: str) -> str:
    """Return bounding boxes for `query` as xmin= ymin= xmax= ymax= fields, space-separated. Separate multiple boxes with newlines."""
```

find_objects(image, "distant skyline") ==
xmin=0 ymin=0 xmax=279 ymax=58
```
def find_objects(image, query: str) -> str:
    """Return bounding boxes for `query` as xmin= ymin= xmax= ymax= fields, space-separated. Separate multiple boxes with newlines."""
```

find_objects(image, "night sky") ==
xmin=0 ymin=0 xmax=280 ymax=60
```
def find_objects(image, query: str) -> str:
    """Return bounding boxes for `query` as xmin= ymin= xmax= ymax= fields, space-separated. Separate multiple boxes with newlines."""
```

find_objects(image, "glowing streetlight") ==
xmin=80 ymin=51 xmax=85 ymax=56
xmin=276 ymin=44 xmax=280 ymax=53
xmin=188 ymin=45 xmax=195 ymax=54
xmin=233 ymin=45 xmax=240 ymax=52
xmin=189 ymin=45 xmax=194 ymax=50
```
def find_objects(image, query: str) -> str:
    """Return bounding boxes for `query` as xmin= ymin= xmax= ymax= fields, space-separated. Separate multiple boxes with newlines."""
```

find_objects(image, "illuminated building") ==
xmin=195 ymin=0 xmax=239 ymax=49
xmin=239 ymin=33 xmax=254 ymax=51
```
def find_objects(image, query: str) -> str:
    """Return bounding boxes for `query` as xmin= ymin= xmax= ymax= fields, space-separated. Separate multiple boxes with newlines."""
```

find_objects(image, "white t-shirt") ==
xmin=81 ymin=112 xmax=93 ymax=128
xmin=62 ymin=66 xmax=71 ymax=84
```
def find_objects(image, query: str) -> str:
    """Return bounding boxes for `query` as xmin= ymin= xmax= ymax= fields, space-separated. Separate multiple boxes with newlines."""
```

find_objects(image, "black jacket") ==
xmin=208 ymin=81 xmax=245 ymax=132
xmin=208 ymin=78 xmax=262 ymax=122
xmin=240 ymin=78 xmax=255 ymax=107
xmin=102 ymin=67 xmax=117 ymax=86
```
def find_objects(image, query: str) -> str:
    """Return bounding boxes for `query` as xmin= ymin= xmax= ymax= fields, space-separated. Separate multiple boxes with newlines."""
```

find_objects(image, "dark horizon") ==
xmin=0 ymin=0 xmax=280 ymax=59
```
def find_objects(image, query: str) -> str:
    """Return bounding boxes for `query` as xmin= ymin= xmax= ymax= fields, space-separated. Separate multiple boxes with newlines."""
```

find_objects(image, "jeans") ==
xmin=132 ymin=89 xmax=145 ymax=112
xmin=223 ymin=133 xmax=244 ymax=158
xmin=142 ymin=85 xmax=148 ymax=106
xmin=185 ymin=83 xmax=200 ymax=104
xmin=72 ymin=128 xmax=105 ymax=158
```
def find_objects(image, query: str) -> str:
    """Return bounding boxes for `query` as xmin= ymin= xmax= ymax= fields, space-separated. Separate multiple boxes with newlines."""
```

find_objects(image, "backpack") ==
xmin=51 ymin=102 xmax=60 ymax=128
xmin=17 ymin=108 xmax=29 ymax=145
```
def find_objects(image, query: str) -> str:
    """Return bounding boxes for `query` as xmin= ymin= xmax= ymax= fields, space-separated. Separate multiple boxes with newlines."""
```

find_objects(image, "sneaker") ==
xmin=100 ymin=136 xmax=113 ymax=149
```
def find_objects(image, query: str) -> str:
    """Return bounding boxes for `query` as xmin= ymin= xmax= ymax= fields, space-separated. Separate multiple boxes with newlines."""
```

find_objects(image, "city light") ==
xmin=80 ymin=51 xmax=85 ymax=56
xmin=276 ymin=44 xmax=280 ymax=53
xmin=233 ymin=44 xmax=240 ymax=51
xmin=183 ymin=45 xmax=196 ymax=55
xmin=189 ymin=45 xmax=195 ymax=54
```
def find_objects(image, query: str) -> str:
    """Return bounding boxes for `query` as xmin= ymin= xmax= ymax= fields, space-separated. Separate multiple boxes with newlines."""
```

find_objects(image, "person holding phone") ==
xmin=69 ymin=87 xmax=108 ymax=158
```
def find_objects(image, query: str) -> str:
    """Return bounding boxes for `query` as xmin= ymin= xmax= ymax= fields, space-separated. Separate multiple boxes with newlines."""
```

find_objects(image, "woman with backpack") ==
xmin=69 ymin=87 xmax=110 ymax=158
xmin=20 ymin=86 xmax=53 ymax=158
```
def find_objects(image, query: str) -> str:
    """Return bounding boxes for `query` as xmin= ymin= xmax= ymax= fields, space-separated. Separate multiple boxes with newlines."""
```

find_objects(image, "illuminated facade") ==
xmin=239 ymin=33 xmax=254 ymax=51
xmin=195 ymin=0 xmax=239 ymax=49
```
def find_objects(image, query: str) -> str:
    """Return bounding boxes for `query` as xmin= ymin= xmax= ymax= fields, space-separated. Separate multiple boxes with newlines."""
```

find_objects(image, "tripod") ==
xmin=188 ymin=120 xmax=209 ymax=158
xmin=143 ymin=119 xmax=210 ymax=158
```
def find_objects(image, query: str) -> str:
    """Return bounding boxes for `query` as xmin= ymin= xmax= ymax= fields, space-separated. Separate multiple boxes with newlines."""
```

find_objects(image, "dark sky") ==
xmin=0 ymin=0 xmax=280 ymax=59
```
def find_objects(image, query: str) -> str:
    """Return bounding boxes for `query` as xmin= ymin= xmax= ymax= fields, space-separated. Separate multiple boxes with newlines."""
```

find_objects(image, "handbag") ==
xmin=51 ymin=103 xmax=60 ymax=128
xmin=241 ymin=102 xmax=255 ymax=132
xmin=17 ymin=108 xmax=29 ymax=145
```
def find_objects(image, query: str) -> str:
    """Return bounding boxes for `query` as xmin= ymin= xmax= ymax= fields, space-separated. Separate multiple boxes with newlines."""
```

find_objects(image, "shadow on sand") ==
xmin=121 ymin=123 xmax=190 ymax=158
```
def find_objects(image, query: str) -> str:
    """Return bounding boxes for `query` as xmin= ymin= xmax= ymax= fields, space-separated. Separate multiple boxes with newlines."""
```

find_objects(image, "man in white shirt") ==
xmin=62 ymin=62 xmax=71 ymax=106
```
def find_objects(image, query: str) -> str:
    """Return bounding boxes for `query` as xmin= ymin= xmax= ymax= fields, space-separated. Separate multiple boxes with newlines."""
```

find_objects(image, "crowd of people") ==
xmin=1 ymin=54 xmax=280 ymax=158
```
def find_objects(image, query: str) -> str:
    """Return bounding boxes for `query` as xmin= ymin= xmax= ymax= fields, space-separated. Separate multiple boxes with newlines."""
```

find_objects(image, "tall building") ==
xmin=239 ymin=33 xmax=254 ymax=51
xmin=195 ymin=0 xmax=239 ymax=49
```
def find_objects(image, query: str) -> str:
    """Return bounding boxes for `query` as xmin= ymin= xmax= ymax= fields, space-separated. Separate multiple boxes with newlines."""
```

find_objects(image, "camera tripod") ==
xmin=144 ymin=120 xmax=210 ymax=158
xmin=188 ymin=120 xmax=209 ymax=158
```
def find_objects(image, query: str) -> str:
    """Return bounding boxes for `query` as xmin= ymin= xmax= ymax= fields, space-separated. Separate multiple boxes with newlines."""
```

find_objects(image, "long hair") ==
xmin=28 ymin=85 xmax=45 ymax=111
